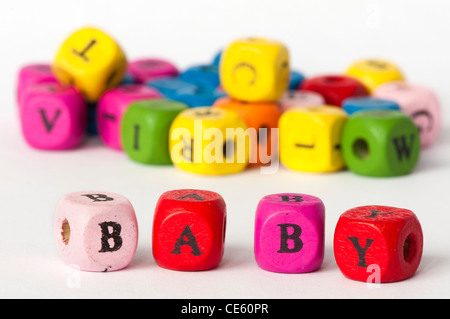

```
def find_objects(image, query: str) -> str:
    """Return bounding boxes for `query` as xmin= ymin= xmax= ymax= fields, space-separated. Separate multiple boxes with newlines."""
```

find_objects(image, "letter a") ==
xmin=171 ymin=225 xmax=203 ymax=256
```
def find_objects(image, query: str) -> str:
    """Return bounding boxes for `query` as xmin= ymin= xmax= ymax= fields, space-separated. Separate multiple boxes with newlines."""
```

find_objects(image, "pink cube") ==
xmin=254 ymin=193 xmax=325 ymax=273
xmin=277 ymin=90 xmax=325 ymax=113
xmin=20 ymin=83 xmax=87 ymax=150
xmin=97 ymin=84 xmax=162 ymax=150
xmin=373 ymin=82 xmax=441 ymax=147
xmin=17 ymin=64 xmax=59 ymax=105
xmin=127 ymin=58 xmax=179 ymax=84
xmin=54 ymin=191 xmax=139 ymax=272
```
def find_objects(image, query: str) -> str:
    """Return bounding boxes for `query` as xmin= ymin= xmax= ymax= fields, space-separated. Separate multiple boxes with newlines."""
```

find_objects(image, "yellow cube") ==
xmin=53 ymin=27 xmax=127 ymax=102
xmin=279 ymin=106 xmax=348 ymax=173
xmin=345 ymin=59 xmax=405 ymax=93
xmin=169 ymin=107 xmax=250 ymax=175
xmin=220 ymin=37 xmax=290 ymax=102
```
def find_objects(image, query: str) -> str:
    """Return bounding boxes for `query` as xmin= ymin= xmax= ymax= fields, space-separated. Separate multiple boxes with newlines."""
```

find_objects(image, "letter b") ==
xmin=277 ymin=224 xmax=303 ymax=253
xmin=255 ymin=193 xmax=325 ymax=273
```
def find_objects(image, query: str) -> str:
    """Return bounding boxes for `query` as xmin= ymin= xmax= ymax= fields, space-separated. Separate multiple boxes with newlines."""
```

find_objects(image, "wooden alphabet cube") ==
xmin=373 ymin=82 xmax=441 ymax=148
xmin=220 ymin=37 xmax=290 ymax=102
xmin=341 ymin=110 xmax=420 ymax=177
xmin=97 ymin=84 xmax=162 ymax=150
xmin=277 ymin=90 xmax=325 ymax=113
xmin=279 ymin=106 xmax=348 ymax=172
xmin=334 ymin=205 xmax=423 ymax=283
xmin=289 ymin=70 xmax=305 ymax=90
xmin=169 ymin=107 xmax=250 ymax=175
xmin=180 ymin=64 xmax=221 ymax=91
xmin=343 ymin=97 xmax=400 ymax=115
xmin=152 ymin=189 xmax=226 ymax=271
xmin=299 ymin=75 xmax=369 ymax=107
xmin=345 ymin=59 xmax=405 ymax=93
xmin=212 ymin=50 xmax=222 ymax=67
xmin=127 ymin=58 xmax=179 ymax=84
xmin=213 ymin=97 xmax=281 ymax=167
xmin=17 ymin=64 xmax=59 ymax=104
xmin=254 ymin=193 xmax=325 ymax=273
xmin=120 ymin=99 xmax=188 ymax=165
xmin=148 ymin=77 xmax=226 ymax=108
xmin=53 ymin=27 xmax=127 ymax=102
xmin=20 ymin=82 xmax=87 ymax=150
xmin=54 ymin=191 xmax=138 ymax=272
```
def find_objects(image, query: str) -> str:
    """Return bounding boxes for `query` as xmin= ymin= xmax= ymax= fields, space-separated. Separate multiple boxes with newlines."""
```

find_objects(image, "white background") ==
xmin=1 ymin=0 xmax=450 ymax=299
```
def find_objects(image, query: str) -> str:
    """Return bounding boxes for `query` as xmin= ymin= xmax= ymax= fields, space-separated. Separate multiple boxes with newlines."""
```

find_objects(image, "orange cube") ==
xmin=213 ymin=97 xmax=281 ymax=167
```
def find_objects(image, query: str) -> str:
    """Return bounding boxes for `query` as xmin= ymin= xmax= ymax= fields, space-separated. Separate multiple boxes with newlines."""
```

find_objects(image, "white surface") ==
xmin=1 ymin=0 xmax=450 ymax=299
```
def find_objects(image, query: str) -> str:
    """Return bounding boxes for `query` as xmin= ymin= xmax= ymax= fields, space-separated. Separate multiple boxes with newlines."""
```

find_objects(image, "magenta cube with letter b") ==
xmin=254 ymin=193 xmax=325 ymax=274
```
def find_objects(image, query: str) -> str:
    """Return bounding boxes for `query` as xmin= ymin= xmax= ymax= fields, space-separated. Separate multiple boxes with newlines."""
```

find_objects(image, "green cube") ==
xmin=341 ymin=110 xmax=420 ymax=177
xmin=121 ymin=99 xmax=188 ymax=165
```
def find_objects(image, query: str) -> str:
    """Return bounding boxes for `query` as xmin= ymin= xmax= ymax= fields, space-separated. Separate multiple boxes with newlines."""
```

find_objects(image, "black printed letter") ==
xmin=277 ymin=224 xmax=303 ymax=253
xmin=171 ymin=225 xmax=203 ymax=256
xmin=347 ymin=237 xmax=374 ymax=268
xmin=98 ymin=222 xmax=123 ymax=253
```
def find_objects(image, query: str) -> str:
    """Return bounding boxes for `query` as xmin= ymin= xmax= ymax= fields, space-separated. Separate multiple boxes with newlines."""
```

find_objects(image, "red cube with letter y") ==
xmin=333 ymin=205 xmax=423 ymax=283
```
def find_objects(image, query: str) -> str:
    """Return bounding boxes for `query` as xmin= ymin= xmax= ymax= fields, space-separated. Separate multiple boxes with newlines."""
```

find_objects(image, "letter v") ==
xmin=39 ymin=109 xmax=62 ymax=133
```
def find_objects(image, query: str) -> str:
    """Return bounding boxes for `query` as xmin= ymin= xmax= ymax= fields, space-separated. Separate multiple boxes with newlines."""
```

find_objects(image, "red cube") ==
xmin=299 ymin=75 xmax=368 ymax=107
xmin=152 ymin=189 xmax=227 ymax=271
xmin=334 ymin=205 xmax=423 ymax=283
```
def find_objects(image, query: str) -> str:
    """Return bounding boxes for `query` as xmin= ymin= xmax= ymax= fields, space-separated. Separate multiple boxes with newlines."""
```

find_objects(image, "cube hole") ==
xmin=353 ymin=138 xmax=369 ymax=160
xmin=61 ymin=219 xmax=71 ymax=245
xmin=403 ymin=233 xmax=418 ymax=264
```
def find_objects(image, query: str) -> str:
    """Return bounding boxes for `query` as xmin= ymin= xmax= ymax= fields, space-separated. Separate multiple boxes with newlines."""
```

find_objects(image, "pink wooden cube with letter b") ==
xmin=54 ymin=191 xmax=138 ymax=272
xmin=254 ymin=193 xmax=325 ymax=274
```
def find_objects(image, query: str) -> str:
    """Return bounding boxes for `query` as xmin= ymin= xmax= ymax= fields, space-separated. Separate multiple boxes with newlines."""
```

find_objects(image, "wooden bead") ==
xmin=343 ymin=97 xmax=400 ymax=115
xmin=334 ymin=205 xmax=423 ymax=283
xmin=54 ymin=191 xmax=138 ymax=272
xmin=127 ymin=58 xmax=179 ymax=84
xmin=121 ymin=99 xmax=188 ymax=165
xmin=300 ymin=75 xmax=369 ymax=107
xmin=279 ymin=106 xmax=348 ymax=173
xmin=53 ymin=27 xmax=127 ymax=102
xmin=213 ymin=97 xmax=281 ymax=167
xmin=220 ymin=37 xmax=290 ymax=102
xmin=152 ymin=189 xmax=226 ymax=271
xmin=20 ymin=82 xmax=87 ymax=150
xmin=179 ymin=64 xmax=221 ymax=91
xmin=277 ymin=90 xmax=325 ymax=113
xmin=373 ymin=82 xmax=441 ymax=148
xmin=169 ymin=107 xmax=250 ymax=175
xmin=97 ymin=84 xmax=162 ymax=150
xmin=148 ymin=77 xmax=226 ymax=108
xmin=345 ymin=59 xmax=405 ymax=93
xmin=17 ymin=64 xmax=59 ymax=105
xmin=254 ymin=194 xmax=325 ymax=273
xmin=289 ymin=70 xmax=305 ymax=90
xmin=341 ymin=110 xmax=420 ymax=177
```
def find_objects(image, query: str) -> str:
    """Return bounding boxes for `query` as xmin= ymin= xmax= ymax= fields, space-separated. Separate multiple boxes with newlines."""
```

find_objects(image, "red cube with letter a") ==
xmin=333 ymin=205 xmax=423 ymax=283
xmin=152 ymin=189 xmax=227 ymax=271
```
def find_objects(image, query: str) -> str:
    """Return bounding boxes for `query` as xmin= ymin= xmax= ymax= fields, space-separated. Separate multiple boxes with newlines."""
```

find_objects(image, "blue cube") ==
xmin=179 ymin=64 xmax=221 ymax=90
xmin=343 ymin=97 xmax=401 ymax=115
xmin=289 ymin=70 xmax=305 ymax=90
